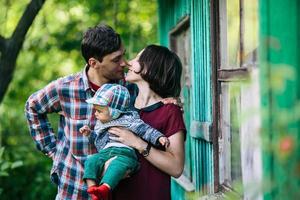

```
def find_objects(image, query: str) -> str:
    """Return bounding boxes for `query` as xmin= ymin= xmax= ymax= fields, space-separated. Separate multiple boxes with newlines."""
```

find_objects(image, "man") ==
xmin=25 ymin=24 xmax=130 ymax=199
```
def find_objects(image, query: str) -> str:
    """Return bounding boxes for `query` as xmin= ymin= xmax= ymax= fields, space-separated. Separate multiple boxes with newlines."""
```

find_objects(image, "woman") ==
xmin=109 ymin=44 xmax=186 ymax=200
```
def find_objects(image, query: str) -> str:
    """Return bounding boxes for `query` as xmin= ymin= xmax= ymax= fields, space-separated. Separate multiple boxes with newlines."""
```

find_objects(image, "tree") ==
xmin=0 ymin=1 xmax=158 ymax=198
xmin=0 ymin=0 xmax=46 ymax=104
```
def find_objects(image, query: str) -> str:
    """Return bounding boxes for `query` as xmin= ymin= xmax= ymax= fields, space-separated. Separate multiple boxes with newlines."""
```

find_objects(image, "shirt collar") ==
xmin=133 ymin=101 xmax=164 ymax=113
xmin=82 ymin=64 xmax=91 ymax=91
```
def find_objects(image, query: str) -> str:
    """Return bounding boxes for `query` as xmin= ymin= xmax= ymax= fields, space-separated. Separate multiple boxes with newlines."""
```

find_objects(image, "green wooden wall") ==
xmin=158 ymin=0 xmax=213 ymax=199
xmin=259 ymin=0 xmax=300 ymax=199
xmin=158 ymin=0 xmax=300 ymax=199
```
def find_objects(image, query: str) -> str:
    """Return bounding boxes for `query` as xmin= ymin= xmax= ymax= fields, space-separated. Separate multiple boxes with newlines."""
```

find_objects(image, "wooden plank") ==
xmin=190 ymin=121 xmax=212 ymax=142
xmin=218 ymin=67 xmax=251 ymax=82
xmin=210 ymin=0 xmax=221 ymax=192
xmin=169 ymin=16 xmax=190 ymax=36
xmin=260 ymin=0 xmax=300 ymax=199
xmin=172 ymin=174 xmax=196 ymax=192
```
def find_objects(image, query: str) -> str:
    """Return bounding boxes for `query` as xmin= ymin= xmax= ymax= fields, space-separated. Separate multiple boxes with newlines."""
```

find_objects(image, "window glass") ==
xmin=243 ymin=0 xmax=258 ymax=67
xmin=219 ymin=82 xmax=242 ymax=186
xmin=226 ymin=0 xmax=240 ymax=68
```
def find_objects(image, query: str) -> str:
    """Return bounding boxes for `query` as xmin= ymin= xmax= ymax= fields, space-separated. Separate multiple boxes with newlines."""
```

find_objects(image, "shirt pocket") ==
xmin=64 ymin=117 xmax=94 ymax=161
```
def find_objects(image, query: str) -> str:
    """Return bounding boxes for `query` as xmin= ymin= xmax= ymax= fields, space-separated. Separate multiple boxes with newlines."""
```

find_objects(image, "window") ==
xmin=213 ymin=0 xmax=262 ymax=197
xmin=169 ymin=17 xmax=195 ymax=192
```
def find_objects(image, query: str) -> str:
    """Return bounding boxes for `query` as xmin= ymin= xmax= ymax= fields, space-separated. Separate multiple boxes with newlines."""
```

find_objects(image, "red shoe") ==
xmin=87 ymin=184 xmax=110 ymax=200
xmin=87 ymin=186 xmax=100 ymax=200
xmin=90 ymin=194 xmax=100 ymax=200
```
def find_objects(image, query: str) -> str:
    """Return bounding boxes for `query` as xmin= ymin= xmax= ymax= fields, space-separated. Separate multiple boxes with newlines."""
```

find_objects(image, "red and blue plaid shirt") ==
xmin=25 ymin=66 xmax=137 ymax=199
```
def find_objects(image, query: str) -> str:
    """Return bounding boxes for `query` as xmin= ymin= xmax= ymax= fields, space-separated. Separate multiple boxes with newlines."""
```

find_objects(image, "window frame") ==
xmin=211 ymin=0 xmax=257 ymax=194
xmin=169 ymin=16 xmax=195 ymax=193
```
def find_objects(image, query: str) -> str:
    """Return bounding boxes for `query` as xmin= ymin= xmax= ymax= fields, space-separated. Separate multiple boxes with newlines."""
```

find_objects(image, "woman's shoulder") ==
xmin=160 ymin=103 xmax=182 ymax=114
xmin=159 ymin=104 xmax=186 ymax=137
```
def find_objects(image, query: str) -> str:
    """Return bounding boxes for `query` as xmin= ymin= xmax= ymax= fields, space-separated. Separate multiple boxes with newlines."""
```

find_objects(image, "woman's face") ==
xmin=125 ymin=50 xmax=144 ymax=83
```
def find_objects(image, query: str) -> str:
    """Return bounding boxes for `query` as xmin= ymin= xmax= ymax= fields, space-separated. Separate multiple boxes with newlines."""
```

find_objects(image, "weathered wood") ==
xmin=190 ymin=121 xmax=212 ymax=142
xmin=217 ymin=67 xmax=251 ymax=82
xmin=159 ymin=0 xmax=214 ymax=198
xmin=260 ymin=0 xmax=300 ymax=199
xmin=172 ymin=175 xmax=195 ymax=192
xmin=210 ymin=0 xmax=221 ymax=193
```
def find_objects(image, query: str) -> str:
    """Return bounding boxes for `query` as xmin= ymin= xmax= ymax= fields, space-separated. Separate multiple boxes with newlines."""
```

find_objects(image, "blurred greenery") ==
xmin=0 ymin=0 xmax=158 ymax=199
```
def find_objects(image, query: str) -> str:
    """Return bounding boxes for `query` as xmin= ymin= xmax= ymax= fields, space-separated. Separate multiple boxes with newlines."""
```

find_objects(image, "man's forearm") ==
xmin=25 ymin=98 xmax=57 ymax=157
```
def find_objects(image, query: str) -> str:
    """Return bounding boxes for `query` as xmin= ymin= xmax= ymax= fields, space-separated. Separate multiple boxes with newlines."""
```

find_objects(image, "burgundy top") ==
xmin=113 ymin=102 xmax=186 ymax=200
xmin=89 ymin=80 xmax=100 ymax=91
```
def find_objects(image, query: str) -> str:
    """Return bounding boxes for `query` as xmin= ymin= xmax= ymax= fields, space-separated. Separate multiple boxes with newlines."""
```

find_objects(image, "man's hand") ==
xmin=158 ymin=136 xmax=170 ymax=148
xmin=79 ymin=125 xmax=91 ymax=136
xmin=161 ymin=97 xmax=183 ymax=108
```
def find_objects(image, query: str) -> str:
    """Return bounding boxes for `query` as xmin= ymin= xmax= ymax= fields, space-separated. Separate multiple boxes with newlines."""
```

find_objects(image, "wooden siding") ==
xmin=158 ymin=0 xmax=214 ymax=199
xmin=259 ymin=0 xmax=300 ymax=199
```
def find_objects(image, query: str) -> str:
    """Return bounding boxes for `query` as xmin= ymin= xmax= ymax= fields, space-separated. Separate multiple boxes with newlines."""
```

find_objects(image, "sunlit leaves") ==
xmin=0 ymin=0 xmax=158 ymax=199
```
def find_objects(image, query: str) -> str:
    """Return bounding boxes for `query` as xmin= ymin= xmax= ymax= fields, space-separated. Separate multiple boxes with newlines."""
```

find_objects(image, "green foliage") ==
xmin=0 ymin=147 xmax=23 ymax=176
xmin=0 ymin=0 xmax=158 ymax=199
xmin=0 ymin=147 xmax=23 ymax=196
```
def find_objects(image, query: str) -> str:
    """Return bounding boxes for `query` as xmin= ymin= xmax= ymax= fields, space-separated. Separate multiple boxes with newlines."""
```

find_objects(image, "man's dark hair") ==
xmin=138 ymin=45 xmax=182 ymax=98
xmin=81 ymin=24 xmax=121 ymax=63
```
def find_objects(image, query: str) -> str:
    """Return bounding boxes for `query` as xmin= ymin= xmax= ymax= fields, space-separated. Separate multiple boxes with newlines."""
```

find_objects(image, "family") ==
xmin=25 ymin=24 xmax=186 ymax=200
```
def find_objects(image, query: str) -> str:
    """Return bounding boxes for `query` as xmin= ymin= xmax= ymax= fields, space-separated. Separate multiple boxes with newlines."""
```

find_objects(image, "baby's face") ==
xmin=93 ymin=105 xmax=111 ymax=123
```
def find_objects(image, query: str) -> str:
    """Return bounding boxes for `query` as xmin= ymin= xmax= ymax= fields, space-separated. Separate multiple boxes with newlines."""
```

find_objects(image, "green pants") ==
xmin=83 ymin=147 xmax=139 ymax=189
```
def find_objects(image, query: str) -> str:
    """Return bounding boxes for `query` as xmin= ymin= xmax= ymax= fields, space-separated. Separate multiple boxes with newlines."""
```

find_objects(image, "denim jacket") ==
xmin=89 ymin=110 xmax=164 ymax=151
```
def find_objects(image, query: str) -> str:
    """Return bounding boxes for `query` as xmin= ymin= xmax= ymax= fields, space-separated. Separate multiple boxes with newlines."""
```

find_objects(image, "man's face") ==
xmin=98 ymin=46 xmax=127 ymax=81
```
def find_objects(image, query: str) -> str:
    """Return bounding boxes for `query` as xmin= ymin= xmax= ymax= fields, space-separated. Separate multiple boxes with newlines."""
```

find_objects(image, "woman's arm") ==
xmin=109 ymin=127 xmax=185 ymax=178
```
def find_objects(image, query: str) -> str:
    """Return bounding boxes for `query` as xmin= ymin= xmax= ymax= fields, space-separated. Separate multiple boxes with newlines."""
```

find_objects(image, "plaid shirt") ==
xmin=25 ymin=66 xmax=137 ymax=200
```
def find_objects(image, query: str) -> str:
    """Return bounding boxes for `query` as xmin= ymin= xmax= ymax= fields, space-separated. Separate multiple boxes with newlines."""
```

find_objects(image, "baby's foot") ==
xmin=87 ymin=184 xmax=110 ymax=200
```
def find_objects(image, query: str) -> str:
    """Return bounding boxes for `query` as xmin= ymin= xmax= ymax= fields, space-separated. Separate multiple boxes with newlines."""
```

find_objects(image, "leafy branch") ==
xmin=0 ymin=147 xmax=23 ymax=195
xmin=0 ymin=0 xmax=46 ymax=104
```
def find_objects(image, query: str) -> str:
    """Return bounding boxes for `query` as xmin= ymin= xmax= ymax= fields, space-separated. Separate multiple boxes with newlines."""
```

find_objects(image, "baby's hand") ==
xmin=79 ymin=125 xmax=91 ymax=136
xmin=158 ymin=136 xmax=170 ymax=148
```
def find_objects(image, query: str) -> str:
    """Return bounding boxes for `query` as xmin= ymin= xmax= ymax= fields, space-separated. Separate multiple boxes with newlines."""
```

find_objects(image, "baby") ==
xmin=80 ymin=83 xmax=169 ymax=200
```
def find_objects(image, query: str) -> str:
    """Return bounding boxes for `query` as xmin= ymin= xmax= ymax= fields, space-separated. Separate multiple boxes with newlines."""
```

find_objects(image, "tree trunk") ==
xmin=0 ymin=0 xmax=46 ymax=104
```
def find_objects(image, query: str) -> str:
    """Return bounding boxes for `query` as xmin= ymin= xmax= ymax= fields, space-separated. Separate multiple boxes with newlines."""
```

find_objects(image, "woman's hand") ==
xmin=161 ymin=97 xmax=184 ymax=112
xmin=108 ymin=127 xmax=147 ymax=153
xmin=109 ymin=127 xmax=185 ymax=178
